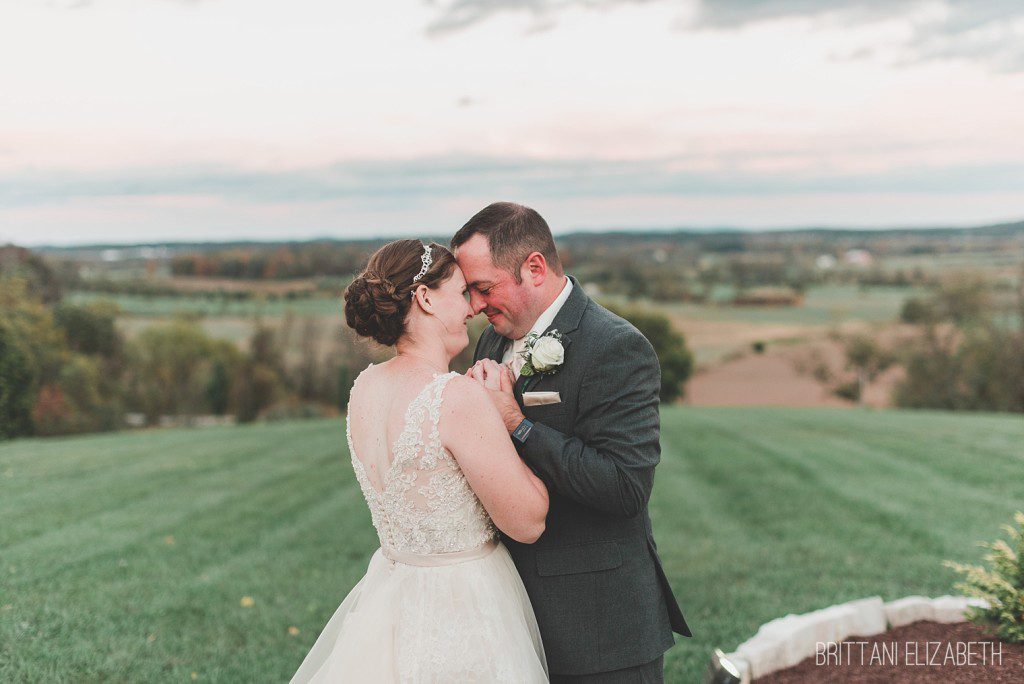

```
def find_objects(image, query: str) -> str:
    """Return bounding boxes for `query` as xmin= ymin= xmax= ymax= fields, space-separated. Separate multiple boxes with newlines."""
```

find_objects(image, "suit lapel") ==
xmin=479 ymin=327 xmax=510 ymax=363
xmin=474 ymin=325 xmax=524 ymax=404
xmin=514 ymin=275 xmax=589 ymax=396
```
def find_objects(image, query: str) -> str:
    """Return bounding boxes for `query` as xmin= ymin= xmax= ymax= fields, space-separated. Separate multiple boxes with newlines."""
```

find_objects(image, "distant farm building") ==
xmin=842 ymin=249 xmax=874 ymax=266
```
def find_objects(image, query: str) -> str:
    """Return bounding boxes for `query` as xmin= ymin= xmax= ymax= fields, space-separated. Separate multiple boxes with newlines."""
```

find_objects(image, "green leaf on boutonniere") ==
xmin=517 ymin=328 xmax=565 ymax=378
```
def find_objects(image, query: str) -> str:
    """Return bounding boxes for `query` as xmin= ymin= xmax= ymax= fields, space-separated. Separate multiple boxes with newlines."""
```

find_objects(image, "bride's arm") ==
xmin=439 ymin=375 xmax=549 ymax=544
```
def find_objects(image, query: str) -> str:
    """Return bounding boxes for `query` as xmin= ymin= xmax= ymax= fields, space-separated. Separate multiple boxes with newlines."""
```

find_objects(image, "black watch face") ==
xmin=513 ymin=420 xmax=532 ymax=442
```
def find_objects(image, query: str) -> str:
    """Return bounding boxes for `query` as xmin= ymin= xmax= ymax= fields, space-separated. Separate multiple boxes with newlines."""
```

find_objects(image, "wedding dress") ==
xmin=290 ymin=366 xmax=548 ymax=683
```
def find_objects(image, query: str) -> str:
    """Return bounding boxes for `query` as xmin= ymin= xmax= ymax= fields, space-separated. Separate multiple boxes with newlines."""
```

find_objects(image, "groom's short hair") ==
xmin=451 ymin=202 xmax=563 ymax=284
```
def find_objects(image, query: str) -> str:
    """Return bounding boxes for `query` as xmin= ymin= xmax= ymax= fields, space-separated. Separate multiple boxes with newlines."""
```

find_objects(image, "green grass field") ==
xmin=2 ymin=408 xmax=1022 ymax=682
xmin=663 ymin=284 xmax=926 ymax=326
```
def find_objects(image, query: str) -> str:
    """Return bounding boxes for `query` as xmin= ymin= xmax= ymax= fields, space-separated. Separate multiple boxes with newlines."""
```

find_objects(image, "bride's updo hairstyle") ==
xmin=343 ymin=239 xmax=457 ymax=346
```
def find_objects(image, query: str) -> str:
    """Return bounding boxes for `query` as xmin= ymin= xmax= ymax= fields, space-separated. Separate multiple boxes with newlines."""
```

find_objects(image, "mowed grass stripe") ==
xmin=655 ymin=406 xmax=1024 ymax=681
xmin=1 ymin=423 xmax=348 ymax=562
xmin=2 ymin=418 xmax=376 ymax=682
xmin=3 ymin=409 xmax=1023 ymax=682
xmin=0 ymin=423 xmax=343 ymax=543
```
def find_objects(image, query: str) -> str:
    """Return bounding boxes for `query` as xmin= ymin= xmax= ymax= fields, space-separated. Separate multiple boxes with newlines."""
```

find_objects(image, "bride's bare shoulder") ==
xmin=352 ymin=361 xmax=379 ymax=385
xmin=438 ymin=375 xmax=504 ymax=452
xmin=440 ymin=374 xmax=491 ymax=416
xmin=347 ymin=362 xmax=396 ymax=410
xmin=443 ymin=373 xmax=486 ymax=399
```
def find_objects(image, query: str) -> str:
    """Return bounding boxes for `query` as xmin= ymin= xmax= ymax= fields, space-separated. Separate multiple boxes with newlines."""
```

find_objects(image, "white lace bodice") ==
xmin=345 ymin=365 xmax=497 ymax=556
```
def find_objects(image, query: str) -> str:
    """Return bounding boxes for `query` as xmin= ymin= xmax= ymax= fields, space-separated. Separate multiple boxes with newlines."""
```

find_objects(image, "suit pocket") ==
xmin=523 ymin=391 xmax=561 ymax=406
xmin=525 ymin=402 xmax=569 ymax=422
xmin=535 ymin=541 xmax=623 ymax=576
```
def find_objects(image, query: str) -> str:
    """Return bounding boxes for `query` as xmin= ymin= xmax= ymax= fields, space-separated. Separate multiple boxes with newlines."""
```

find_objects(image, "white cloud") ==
xmin=426 ymin=0 xmax=1024 ymax=71
xmin=2 ymin=154 xmax=1022 ymax=246
xmin=0 ymin=0 xmax=1021 ymax=243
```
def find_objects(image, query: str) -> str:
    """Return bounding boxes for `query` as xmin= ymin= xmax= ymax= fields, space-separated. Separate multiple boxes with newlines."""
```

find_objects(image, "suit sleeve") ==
xmin=517 ymin=327 xmax=662 ymax=519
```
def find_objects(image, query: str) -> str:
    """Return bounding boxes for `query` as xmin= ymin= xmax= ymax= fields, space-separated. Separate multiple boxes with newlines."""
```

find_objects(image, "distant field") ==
xmin=3 ymin=407 xmax=1021 ymax=682
xmin=664 ymin=284 xmax=925 ymax=327
xmin=664 ymin=285 xmax=924 ymax=366
xmin=884 ymin=249 xmax=1024 ymax=277
xmin=70 ymin=283 xmax=924 ymax=367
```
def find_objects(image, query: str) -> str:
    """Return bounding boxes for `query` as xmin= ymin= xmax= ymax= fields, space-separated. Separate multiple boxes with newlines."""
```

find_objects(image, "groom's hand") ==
xmin=469 ymin=359 xmax=524 ymax=434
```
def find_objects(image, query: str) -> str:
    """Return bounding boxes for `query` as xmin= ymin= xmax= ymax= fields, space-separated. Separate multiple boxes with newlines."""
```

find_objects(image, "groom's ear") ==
xmin=522 ymin=251 xmax=548 ymax=285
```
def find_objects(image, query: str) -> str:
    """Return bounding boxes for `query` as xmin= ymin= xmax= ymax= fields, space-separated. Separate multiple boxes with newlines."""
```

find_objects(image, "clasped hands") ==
xmin=466 ymin=359 xmax=525 ymax=434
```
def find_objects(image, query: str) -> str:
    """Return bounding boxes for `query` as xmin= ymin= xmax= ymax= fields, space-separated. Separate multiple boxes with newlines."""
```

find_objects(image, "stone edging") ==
xmin=720 ymin=595 xmax=991 ymax=682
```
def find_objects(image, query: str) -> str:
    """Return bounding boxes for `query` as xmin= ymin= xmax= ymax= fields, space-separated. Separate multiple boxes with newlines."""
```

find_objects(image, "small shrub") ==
xmin=0 ymin=321 xmax=34 ymax=439
xmin=943 ymin=511 xmax=1024 ymax=643
xmin=206 ymin=360 xmax=232 ymax=415
xmin=260 ymin=399 xmax=339 ymax=422
xmin=53 ymin=300 xmax=122 ymax=357
xmin=900 ymin=297 xmax=936 ymax=324
xmin=811 ymin=360 xmax=833 ymax=384
xmin=336 ymin=364 xmax=354 ymax=412
xmin=232 ymin=360 xmax=282 ymax=423
xmin=833 ymin=380 xmax=860 ymax=402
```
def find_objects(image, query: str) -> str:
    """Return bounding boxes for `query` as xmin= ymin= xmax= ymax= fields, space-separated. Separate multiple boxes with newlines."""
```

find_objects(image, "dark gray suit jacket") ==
xmin=473 ymin=274 xmax=691 ymax=676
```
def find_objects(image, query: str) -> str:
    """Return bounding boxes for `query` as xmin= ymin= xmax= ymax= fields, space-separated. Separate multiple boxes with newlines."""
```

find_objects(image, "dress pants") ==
xmin=549 ymin=654 xmax=664 ymax=684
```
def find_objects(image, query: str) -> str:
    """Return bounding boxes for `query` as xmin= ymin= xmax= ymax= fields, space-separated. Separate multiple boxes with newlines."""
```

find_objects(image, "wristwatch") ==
xmin=511 ymin=418 xmax=534 ymax=444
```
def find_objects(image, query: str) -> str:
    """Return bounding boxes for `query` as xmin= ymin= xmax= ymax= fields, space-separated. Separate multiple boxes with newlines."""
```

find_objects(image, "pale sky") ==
xmin=2 ymin=0 xmax=1023 ymax=245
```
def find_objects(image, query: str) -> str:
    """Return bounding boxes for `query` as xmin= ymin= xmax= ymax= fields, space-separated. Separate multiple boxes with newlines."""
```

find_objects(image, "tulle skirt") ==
xmin=290 ymin=540 xmax=548 ymax=683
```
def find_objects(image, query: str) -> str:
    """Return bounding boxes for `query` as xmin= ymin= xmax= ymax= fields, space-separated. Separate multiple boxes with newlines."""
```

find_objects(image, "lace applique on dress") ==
xmin=291 ymin=363 xmax=547 ymax=683
xmin=346 ymin=367 xmax=497 ymax=556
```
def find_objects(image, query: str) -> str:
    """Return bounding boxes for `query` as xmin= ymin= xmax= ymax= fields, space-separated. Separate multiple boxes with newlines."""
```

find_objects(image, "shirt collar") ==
xmin=521 ymin=275 xmax=572 ymax=341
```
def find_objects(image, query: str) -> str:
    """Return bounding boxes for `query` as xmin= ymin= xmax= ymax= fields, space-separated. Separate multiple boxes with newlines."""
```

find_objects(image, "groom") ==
xmin=453 ymin=202 xmax=691 ymax=682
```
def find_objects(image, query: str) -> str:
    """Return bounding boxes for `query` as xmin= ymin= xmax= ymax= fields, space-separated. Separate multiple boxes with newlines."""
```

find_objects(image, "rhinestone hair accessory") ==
xmin=410 ymin=244 xmax=432 ymax=293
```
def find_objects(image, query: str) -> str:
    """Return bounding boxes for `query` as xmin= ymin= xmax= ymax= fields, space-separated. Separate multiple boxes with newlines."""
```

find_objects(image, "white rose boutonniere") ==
xmin=519 ymin=329 xmax=565 ymax=377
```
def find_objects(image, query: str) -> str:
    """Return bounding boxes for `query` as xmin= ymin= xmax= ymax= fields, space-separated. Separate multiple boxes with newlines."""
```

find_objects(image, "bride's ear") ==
xmin=410 ymin=284 xmax=433 ymax=315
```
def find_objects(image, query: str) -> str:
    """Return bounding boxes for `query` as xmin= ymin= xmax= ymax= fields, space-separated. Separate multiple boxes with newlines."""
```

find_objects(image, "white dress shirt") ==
xmin=501 ymin=276 xmax=573 ymax=380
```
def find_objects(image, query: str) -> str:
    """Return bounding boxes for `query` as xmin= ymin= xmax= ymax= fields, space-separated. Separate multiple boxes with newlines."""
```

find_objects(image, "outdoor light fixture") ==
xmin=705 ymin=648 xmax=744 ymax=684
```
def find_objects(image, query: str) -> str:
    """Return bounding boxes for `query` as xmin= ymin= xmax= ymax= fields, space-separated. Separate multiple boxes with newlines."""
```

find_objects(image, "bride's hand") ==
xmin=466 ymin=360 xmax=485 ymax=381
xmin=472 ymin=359 xmax=522 ymax=432
xmin=469 ymin=359 xmax=507 ymax=391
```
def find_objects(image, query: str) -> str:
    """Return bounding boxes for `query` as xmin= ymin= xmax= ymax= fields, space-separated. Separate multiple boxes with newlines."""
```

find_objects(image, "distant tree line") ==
xmin=72 ymin=276 xmax=328 ymax=300
xmin=826 ymin=273 xmax=1024 ymax=412
xmin=0 ymin=289 xmax=380 ymax=438
xmin=169 ymin=243 xmax=379 ymax=280
xmin=1 ymin=246 xmax=696 ymax=438
xmin=152 ymin=230 xmax=961 ymax=304
xmin=891 ymin=275 xmax=1024 ymax=412
xmin=0 ymin=251 xmax=382 ymax=438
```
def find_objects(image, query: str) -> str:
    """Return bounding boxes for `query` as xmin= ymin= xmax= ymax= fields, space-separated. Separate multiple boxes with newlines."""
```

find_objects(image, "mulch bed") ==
xmin=756 ymin=620 xmax=1024 ymax=682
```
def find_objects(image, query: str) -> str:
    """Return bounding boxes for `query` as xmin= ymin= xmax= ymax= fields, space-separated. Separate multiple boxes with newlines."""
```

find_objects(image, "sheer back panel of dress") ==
xmin=345 ymin=363 xmax=497 ymax=556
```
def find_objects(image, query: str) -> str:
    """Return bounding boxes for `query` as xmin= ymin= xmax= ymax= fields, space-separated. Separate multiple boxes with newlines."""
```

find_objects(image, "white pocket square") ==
xmin=523 ymin=391 xmax=561 ymax=406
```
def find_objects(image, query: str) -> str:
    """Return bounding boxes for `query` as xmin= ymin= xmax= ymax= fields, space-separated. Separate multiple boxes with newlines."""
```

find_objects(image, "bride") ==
xmin=290 ymin=239 xmax=550 ymax=682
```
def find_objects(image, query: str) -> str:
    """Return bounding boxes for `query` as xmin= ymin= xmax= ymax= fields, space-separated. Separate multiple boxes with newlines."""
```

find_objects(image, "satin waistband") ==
xmin=381 ymin=539 xmax=498 ymax=567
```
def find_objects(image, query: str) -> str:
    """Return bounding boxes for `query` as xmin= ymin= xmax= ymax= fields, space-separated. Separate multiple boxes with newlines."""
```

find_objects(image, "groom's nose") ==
xmin=468 ymin=290 xmax=487 ymax=314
